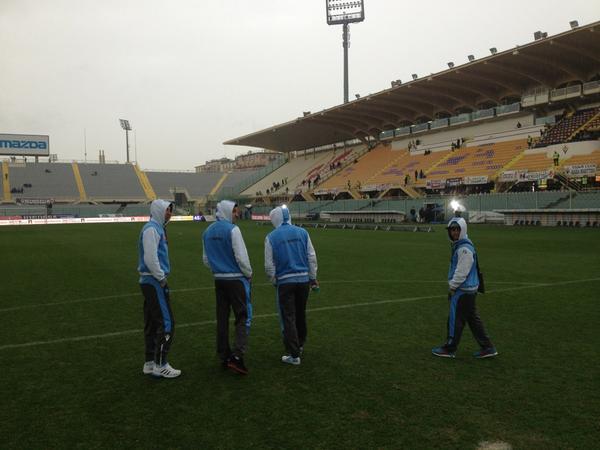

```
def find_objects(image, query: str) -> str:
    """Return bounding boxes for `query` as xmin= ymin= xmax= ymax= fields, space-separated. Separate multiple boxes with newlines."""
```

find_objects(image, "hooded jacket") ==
xmin=447 ymin=217 xmax=479 ymax=292
xmin=202 ymin=200 xmax=252 ymax=279
xmin=138 ymin=199 xmax=172 ymax=283
xmin=264 ymin=206 xmax=317 ymax=285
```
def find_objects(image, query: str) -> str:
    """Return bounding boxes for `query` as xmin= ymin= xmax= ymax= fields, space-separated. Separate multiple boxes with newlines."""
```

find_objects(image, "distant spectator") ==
xmin=516 ymin=121 xmax=522 ymax=128
xmin=553 ymin=151 xmax=560 ymax=167
xmin=527 ymin=135 xmax=533 ymax=149
xmin=414 ymin=170 xmax=418 ymax=180
xmin=419 ymin=169 xmax=424 ymax=179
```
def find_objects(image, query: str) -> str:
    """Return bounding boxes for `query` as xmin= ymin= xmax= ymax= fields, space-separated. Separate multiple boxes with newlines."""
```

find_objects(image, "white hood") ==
xmin=269 ymin=206 xmax=292 ymax=228
xmin=150 ymin=199 xmax=173 ymax=226
xmin=216 ymin=200 xmax=237 ymax=223
xmin=446 ymin=217 xmax=468 ymax=241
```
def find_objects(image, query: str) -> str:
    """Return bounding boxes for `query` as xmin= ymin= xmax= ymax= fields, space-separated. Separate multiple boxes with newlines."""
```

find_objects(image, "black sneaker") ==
xmin=221 ymin=357 xmax=230 ymax=370
xmin=227 ymin=355 xmax=248 ymax=375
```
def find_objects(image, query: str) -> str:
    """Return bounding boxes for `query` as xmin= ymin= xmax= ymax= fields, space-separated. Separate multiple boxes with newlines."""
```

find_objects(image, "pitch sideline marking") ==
xmin=1 ymin=277 xmax=598 ymax=351
xmin=0 ymin=280 xmax=543 ymax=313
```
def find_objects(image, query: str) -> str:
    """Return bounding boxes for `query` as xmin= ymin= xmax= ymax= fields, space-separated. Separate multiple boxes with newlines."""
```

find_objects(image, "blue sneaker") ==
xmin=431 ymin=346 xmax=456 ymax=358
xmin=473 ymin=347 xmax=498 ymax=359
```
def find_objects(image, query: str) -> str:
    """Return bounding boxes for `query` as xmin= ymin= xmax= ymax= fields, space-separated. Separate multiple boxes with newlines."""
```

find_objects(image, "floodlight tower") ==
xmin=119 ymin=119 xmax=132 ymax=163
xmin=326 ymin=1 xmax=365 ymax=103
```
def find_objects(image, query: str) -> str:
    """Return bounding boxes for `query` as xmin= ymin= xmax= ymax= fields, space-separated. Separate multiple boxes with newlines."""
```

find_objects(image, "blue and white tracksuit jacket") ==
xmin=265 ymin=223 xmax=317 ymax=286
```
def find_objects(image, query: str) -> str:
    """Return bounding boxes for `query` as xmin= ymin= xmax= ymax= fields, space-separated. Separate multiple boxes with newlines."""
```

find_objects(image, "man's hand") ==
xmin=310 ymin=279 xmax=320 ymax=292
xmin=159 ymin=278 xmax=168 ymax=288
xmin=449 ymin=288 xmax=456 ymax=296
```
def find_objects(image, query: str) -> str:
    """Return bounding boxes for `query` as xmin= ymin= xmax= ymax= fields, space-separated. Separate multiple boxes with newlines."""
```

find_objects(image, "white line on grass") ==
xmin=0 ymin=280 xmax=543 ymax=313
xmin=1 ymin=277 xmax=598 ymax=351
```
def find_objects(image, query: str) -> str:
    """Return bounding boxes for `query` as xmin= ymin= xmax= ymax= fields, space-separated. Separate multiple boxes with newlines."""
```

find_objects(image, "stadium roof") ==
xmin=224 ymin=20 xmax=600 ymax=152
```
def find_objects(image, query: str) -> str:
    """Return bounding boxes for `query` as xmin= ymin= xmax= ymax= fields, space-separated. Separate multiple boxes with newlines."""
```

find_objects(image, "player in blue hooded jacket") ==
xmin=203 ymin=200 xmax=253 ymax=375
xmin=265 ymin=205 xmax=318 ymax=366
xmin=138 ymin=199 xmax=181 ymax=378
xmin=432 ymin=217 xmax=498 ymax=359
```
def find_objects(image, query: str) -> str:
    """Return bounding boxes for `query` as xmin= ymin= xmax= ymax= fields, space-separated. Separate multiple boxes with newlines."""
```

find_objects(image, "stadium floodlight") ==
xmin=412 ymin=73 xmax=418 ymax=80
xmin=489 ymin=47 xmax=497 ymax=55
xmin=355 ymin=93 xmax=360 ymax=99
xmin=303 ymin=111 xmax=311 ymax=117
xmin=447 ymin=62 xmax=454 ymax=69
xmin=468 ymin=54 xmax=475 ymax=62
xmin=326 ymin=0 xmax=365 ymax=103
xmin=569 ymin=20 xmax=579 ymax=29
xmin=534 ymin=31 xmax=542 ymax=40
xmin=119 ymin=119 xmax=132 ymax=163
xmin=450 ymin=199 xmax=466 ymax=214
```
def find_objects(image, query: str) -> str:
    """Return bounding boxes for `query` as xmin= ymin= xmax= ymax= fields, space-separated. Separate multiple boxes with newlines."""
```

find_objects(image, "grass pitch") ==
xmin=1 ymin=221 xmax=599 ymax=449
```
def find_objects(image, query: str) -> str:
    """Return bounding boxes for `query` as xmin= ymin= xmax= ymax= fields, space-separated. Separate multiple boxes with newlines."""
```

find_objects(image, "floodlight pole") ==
xmin=119 ymin=119 xmax=132 ymax=164
xmin=125 ymin=129 xmax=130 ymax=163
xmin=326 ymin=1 xmax=364 ymax=104
xmin=343 ymin=22 xmax=349 ymax=103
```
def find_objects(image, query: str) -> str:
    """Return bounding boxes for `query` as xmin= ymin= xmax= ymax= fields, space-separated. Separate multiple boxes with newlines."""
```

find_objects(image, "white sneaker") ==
xmin=143 ymin=361 xmax=155 ymax=375
xmin=281 ymin=355 xmax=301 ymax=365
xmin=152 ymin=362 xmax=182 ymax=378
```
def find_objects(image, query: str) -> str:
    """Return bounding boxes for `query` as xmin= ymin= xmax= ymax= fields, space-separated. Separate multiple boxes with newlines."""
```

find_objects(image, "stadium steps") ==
xmin=209 ymin=172 xmax=229 ymax=197
xmin=134 ymin=165 xmax=157 ymax=201
xmin=569 ymin=111 xmax=600 ymax=141
xmin=377 ymin=185 xmax=421 ymax=199
xmin=2 ymin=161 xmax=12 ymax=203
xmin=71 ymin=163 xmax=88 ymax=202
xmin=301 ymin=191 xmax=315 ymax=201
xmin=348 ymin=188 xmax=361 ymax=199
xmin=399 ymin=185 xmax=421 ymax=198
xmin=493 ymin=150 xmax=526 ymax=179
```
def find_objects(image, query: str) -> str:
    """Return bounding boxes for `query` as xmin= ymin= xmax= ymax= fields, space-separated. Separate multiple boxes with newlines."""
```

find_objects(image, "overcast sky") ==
xmin=1 ymin=1 xmax=598 ymax=170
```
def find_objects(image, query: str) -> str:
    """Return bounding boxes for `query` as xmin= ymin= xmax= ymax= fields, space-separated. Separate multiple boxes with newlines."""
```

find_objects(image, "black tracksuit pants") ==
xmin=141 ymin=281 xmax=174 ymax=366
xmin=277 ymin=282 xmax=310 ymax=358
xmin=215 ymin=279 xmax=252 ymax=361
xmin=446 ymin=291 xmax=492 ymax=352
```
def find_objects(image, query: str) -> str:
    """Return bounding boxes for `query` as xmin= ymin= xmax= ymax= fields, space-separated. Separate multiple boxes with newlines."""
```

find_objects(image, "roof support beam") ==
xmin=486 ymin=60 xmax=555 ymax=88
xmin=429 ymin=77 xmax=502 ymax=104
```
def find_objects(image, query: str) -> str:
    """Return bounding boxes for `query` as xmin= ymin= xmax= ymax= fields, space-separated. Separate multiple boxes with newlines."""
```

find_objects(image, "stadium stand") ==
xmin=297 ymin=145 xmax=366 ymax=189
xmin=560 ymin=149 xmax=600 ymax=168
xmin=241 ymin=150 xmax=334 ymax=196
xmin=78 ymin=163 xmax=145 ymax=201
xmin=8 ymin=162 xmax=79 ymax=202
xmin=319 ymin=144 xmax=404 ymax=190
xmin=146 ymin=171 xmax=224 ymax=200
xmin=536 ymin=108 xmax=599 ymax=147
xmin=375 ymin=149 xmax=450 ymax=186
xmin=3 ymin=21 xmax=599 ymax=224
xmin=427 ymin=140 xmax=527 ymax=181
xmin=216 ymin=169 xmax=260 ymax=195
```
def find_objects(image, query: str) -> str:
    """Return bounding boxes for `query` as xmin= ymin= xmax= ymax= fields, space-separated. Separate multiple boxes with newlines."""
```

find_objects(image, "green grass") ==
xmin=1 ymin=222 xmax=599 ymax=449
